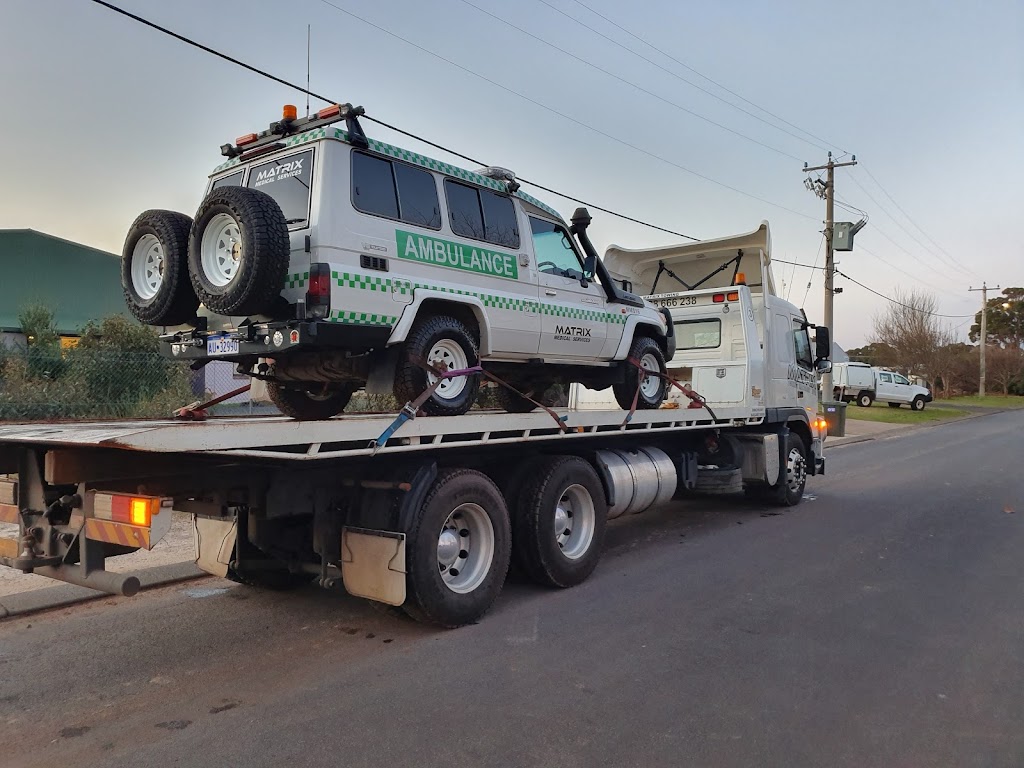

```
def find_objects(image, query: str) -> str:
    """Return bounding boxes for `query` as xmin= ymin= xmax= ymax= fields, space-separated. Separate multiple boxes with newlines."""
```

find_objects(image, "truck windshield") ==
xmin=246 ymin=149 xmax=313 ymax=226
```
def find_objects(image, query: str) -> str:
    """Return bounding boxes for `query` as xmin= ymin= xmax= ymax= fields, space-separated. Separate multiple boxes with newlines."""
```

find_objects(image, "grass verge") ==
xmin=845 ymin=402 xmax=969 ymax=424
xmin=938 ymin=395 xmax=1024 ymax=409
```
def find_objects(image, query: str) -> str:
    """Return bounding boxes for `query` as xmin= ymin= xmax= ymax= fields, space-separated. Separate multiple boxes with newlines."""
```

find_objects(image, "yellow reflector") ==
xmin=130 ymin=498 xmax=152 ymax=526
xmin=727 ymin=291 xmax=739 ymax=302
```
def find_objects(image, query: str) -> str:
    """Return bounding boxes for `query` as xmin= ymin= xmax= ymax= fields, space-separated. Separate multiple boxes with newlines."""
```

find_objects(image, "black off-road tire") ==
xmin=512 ymin=456 xmax=608 ymax=589
xmin=267 ymin=381 xmax=355 ymax=420
xmin=857 ymin=392 xmax=874 ymax=407
xmin=394 ymin=315 xmax=480 ymax=417
xmin=613 ymin=335 xmax=668 ymax=410
xmin=402 ymin=469 xmax=511 ymax=628
xmin=189 ymin=186 xmax=291 ymax=317
xmin=911 ymin=396 xmax=926 ymax=412
xmin=121 ymin=210 xmax=198 ymax=326
xmin=495 ymin=382 xmax=559 ymax=414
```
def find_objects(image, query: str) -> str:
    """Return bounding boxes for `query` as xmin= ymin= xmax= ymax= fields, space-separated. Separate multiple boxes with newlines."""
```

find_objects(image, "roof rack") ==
xmin=220 ymin=103 xmax=368 ymax=160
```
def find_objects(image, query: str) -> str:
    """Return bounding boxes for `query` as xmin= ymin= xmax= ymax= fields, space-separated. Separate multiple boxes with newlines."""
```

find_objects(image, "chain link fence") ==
xmin=0 ymin=344 xmax=563 ymax=422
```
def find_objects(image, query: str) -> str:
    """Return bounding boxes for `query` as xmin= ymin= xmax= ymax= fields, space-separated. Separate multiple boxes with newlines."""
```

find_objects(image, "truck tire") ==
xmin=495 ymin=381 xmax=559 ymax=414
xmin=696 ymin=467 xmax=744 ymax=495
xmin=512 ymin=456 xmax=608 ymax=588
xmin=403 ymin=469 xmax=511 ymax=628
xmin=121 ymin=210 xmax=198 ymax=326
xmin=188 ymin=186 xmax=290 ymax=317
xmin=911 ymin=396 xmax=926 ymax=411
xmin=394 ymin=315 xmax=480 ymax=417
xmin=857 ymin=392 xmax=873 ymax=407
xmin=613 ymin=335 xmax=667 ymax=410
xmin=760 ymin=433 xmax=807 ymax=507
xmin=267 ymin=381 xmax=355 ymax=420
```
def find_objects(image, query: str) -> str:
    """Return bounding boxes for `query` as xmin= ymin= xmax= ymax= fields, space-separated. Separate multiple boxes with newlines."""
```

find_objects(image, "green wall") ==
xmin=0 ymin=230 xmax=126 ymax=334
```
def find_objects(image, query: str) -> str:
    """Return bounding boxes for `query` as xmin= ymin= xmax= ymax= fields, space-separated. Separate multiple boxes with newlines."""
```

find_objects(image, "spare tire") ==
xmin=121 ymin=210 xmax=198 ymax=326
xmin=188 ymin=186 xmax=290 ymax=317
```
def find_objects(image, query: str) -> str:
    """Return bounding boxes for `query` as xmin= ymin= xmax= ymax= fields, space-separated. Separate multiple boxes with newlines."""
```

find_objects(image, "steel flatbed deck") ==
xmin=0 ymin=407 xmax=762 ymax=461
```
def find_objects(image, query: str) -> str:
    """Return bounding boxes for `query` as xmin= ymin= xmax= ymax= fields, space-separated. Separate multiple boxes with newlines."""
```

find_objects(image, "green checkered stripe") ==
xmin=322 ymin=271 xmax=626 ymax=326
xmin=209 ymin=126 xmax=563 ymax=219
xmin=328 ymin=309 xmax=398 ymax=325
xmin=285 ymin=271 xmax=309 ymax=289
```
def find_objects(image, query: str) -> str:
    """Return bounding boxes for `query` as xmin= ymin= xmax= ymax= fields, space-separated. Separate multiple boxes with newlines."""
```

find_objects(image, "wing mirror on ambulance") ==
xmin=581 ymin=254 xmax=596 ymax=287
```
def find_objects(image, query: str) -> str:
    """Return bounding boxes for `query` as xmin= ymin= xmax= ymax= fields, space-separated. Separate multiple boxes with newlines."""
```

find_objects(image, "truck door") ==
xmin=529 ymin=216 xmax=610 ymax=360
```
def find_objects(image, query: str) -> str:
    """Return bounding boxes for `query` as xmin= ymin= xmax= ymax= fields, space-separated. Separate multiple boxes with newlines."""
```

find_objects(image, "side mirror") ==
xmin=582 ymin=254 xmax=596 ymax=280
xmin=816 ymin=359 xmax=832 ymax=374
xmin=814 ymin=326 xmax=831 ymax=361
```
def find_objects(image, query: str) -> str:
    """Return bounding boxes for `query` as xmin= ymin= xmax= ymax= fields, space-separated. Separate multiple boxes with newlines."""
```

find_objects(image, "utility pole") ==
xmin=802 ymin=152 xmax=857 ymax=400
xmin=969 ymin=282 xmax=999 ymax=397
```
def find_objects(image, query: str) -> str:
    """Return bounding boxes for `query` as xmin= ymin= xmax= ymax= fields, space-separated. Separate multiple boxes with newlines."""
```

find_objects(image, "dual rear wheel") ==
xmin=397 ymin=456 xmax=608 ymax=627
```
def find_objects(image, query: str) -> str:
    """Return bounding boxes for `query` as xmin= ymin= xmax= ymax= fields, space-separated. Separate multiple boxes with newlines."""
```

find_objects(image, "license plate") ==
xmin=207 ymin=335 xmax=240 ymax=356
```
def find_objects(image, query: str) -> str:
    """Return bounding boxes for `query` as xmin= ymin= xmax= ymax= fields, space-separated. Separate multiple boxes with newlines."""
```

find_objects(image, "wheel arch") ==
xmin=387 ymin=291 xmax=493 ymax=356
xmin=610 ymin=316 xmax=668 ymax=360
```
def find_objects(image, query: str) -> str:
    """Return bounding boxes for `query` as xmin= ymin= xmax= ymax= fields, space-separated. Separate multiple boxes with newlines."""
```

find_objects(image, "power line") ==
xmin=568 ymin=0 xmax=847 ymax=153
xmin=772 ymin=258 xmax=974 ymax=318
xmin=846 ymin=171 xmax=972 ymax=277
xmin=799 ymin=234 xmax=824 ymax=306
xmin=457 ymin=0 xmax=804 ymax=162
xmin=835 ymin=269 xmax=974 ymax=318
xmin=315 ymin=0 xmax=818 ymax=221
xmin=84 ymin=0 xmax=699 ymax=241
xmin=530 ymin=0 xmax=832 ymax=155
xmin=861 ymin=165 xmax=966 ymax=272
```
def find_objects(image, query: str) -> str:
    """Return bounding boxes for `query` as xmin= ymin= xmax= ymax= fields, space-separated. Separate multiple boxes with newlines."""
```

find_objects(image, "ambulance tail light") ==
xmin=306 ymin=263 xmax=332 ymax=319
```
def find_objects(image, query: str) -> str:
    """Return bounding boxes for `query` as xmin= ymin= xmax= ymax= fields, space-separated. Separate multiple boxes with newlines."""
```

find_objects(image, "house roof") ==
xmin=0 ymin=229 xmax=126 ymax=334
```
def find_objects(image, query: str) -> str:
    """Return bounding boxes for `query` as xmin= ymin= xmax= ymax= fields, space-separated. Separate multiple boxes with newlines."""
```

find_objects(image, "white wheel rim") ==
xmin=437 ymin=503 xmax=494 ymax=594
xmin=201 ymin=213 xmax=243 ymax=287
xmin=639 ymin=352 xmax=661 ymax=399
xmin=554 ymin=484 xmax=596 ymax=560
xmin=131 ymin=234 xmax=165 ymax=300
xmin=427 ymin=338 xmax=469 ymax=400
xmin=785 ymin=447 xmax=807 ymax=493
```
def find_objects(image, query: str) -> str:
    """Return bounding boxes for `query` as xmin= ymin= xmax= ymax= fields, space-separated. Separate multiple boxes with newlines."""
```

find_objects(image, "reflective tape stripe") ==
xmin=84 ymin=519 xmax=149 ymax=549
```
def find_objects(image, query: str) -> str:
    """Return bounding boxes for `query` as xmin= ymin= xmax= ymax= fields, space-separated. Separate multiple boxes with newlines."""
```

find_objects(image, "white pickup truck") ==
xmin=833 ymin=362 xmax=932 ymax=410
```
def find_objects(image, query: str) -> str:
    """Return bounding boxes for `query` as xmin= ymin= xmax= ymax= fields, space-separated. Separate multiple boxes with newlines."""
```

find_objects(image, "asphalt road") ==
xmin=1 ymin=412 xmax=1022 ymax=768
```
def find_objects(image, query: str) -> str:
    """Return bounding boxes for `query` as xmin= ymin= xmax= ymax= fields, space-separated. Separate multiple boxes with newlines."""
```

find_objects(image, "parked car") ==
xmin=833 ymin=362 xmax=933 ymax=410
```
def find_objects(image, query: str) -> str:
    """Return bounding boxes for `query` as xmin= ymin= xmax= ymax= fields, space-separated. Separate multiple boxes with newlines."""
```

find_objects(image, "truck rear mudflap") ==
xmin=0 ymin=471 xmax=172 ymax=597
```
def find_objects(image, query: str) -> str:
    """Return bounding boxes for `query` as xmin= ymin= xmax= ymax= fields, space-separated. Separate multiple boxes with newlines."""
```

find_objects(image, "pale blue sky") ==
xmin=1 ymin=0 xmax=1021 ymax=346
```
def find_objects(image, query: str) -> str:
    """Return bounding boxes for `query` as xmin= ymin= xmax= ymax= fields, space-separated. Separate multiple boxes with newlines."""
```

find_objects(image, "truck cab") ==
xmin=577 ymin=222 xmax=829 ymax=436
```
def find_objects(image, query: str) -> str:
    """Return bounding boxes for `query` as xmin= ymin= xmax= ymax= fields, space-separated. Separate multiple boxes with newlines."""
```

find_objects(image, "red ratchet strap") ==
xmin=173 ymin=383 xmax=252 ymax=421
xmin=621 ymin=357 xmax=718 ymax=427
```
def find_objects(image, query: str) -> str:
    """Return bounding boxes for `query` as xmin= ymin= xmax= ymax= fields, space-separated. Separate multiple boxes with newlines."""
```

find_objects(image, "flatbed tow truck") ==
xmin=0 ymin=222 xmax=829 ymax=627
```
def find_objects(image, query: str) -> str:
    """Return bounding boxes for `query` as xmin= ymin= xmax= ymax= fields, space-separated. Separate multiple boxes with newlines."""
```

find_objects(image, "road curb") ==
xmin=0 ymin=561 xmax=206 ymax=619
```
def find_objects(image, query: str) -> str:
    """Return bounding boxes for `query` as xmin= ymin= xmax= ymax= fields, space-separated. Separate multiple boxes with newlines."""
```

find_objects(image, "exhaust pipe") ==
xmin=34 ymin=565 xmax=141 ymax=597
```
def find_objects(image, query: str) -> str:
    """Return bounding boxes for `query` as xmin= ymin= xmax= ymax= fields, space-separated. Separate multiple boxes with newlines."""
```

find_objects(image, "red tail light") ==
xmin=712 ymin=293 xmax=725 ymax=303
xmin=306 ymin=263 xmax=332 ymax=318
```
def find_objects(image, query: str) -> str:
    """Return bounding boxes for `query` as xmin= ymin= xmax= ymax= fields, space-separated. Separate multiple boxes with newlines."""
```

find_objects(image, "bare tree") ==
xmin=986 ymin=345 xmax=1024 ymax=395
xmin=870 ymin=289 xmax=950 ymax=384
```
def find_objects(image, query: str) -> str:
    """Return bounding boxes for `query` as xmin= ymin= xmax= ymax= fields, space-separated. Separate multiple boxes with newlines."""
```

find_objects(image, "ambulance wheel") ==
xmin=121 ymin=210 xmax=198 ymax=326
xmin=189 ymin=186 xmax=290 ymax=317
xmin=613 ymin=335 xmax=667 ymax=410
xmin=394 ymin=315 xmax=480 ymax=416
xmin=267 ymin=381 xmax=354 ymax=420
